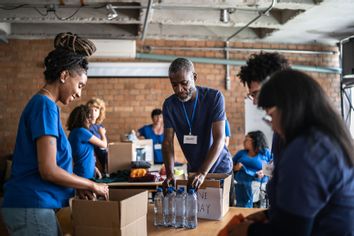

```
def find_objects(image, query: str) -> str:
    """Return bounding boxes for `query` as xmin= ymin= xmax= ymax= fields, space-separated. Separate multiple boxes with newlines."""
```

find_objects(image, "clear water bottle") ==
xmin=185 ymin=188 xmax=198 ymax=229
xmin=154 ymin=187 xmax=164 ymax=227
xmin=163 ymin=187 xmax=176 ymax=227
xmin=175 ymin=187 xmax=186 ymax=228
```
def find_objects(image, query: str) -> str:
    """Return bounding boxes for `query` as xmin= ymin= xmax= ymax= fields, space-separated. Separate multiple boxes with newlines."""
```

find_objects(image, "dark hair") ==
xmin=258 ymin=69 xmax=354 ymax=166
xmin=169 ymin=58 xmax=194 ymax=75
xmin=151 ymin=108 xmax=162 ymax=118
xmin=44 ymin=32 xmax=96 ymax=83
xmin=67 ymin=104 xmax=90 ymax=131
xmin=238 ymin=52 xmax=289 ymax=88
xmin=247 ymin=130 xmax=268 ymax=154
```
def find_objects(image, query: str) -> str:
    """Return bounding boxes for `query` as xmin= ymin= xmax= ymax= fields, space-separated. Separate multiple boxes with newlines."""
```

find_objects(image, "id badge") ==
xmin=154 ymin=144 xmax=162 ymax=150
xmin=183 ymin=135 xmax=198 ymax=144
xmin=262 ymin=162 xmax=274 ymax=177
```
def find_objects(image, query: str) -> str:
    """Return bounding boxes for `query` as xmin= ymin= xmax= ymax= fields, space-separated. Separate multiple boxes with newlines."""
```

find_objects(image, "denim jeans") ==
xmin=1 ymin=208 xmax=61 ymax=236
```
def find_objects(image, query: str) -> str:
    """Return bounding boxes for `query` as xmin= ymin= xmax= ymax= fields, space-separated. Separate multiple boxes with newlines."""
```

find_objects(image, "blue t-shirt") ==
xmin=69 ymin=127 xmax=95 ymax=179
xmin=2 ymin=94 xmax=74 ymax=209
xmin=233 ymin=149 xmax=272 ymax=183
xmin=267 ymin=129 xmax=354 ymax=235
xmin=163 ymin=86 xmax=232 ymax=173
xmin=89 ymin=123 xmax=104 ymax=139
xmin=138 ymin=124 xmax=164 ymax=164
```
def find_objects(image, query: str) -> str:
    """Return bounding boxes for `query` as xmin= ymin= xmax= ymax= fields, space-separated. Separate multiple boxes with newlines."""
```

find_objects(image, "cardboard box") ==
xmin=176 ymin=173 xmax=231 ymax=220
xmin=72 ymin=189 xmax=148 ymax=236
xmin=107 ymin=139 xmax=153 ymax=173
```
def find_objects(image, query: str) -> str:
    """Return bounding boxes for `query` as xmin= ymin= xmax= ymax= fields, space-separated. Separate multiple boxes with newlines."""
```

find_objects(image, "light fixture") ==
xmin=106 ymin=4 xmax=118 ymax=20
xmin=220 ymin=9 xmax=229 ymax=23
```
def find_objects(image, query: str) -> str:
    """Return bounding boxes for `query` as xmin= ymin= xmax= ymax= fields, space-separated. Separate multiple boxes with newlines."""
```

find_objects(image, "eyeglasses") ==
xmin=246 ymin=90 xmax=259 ymax=101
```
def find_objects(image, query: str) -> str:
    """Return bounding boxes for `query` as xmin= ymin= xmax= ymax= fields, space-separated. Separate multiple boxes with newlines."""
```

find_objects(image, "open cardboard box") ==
xmin=72 ymin=189 xmax=148 ymax=236
xmin=176 ymin=173 xmax=231 ymax=220
xmin=107 ymin=139 xmax=153 ymax=174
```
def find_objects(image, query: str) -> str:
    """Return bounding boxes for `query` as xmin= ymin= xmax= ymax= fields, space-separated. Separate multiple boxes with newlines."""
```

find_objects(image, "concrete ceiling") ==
xmin=0 ymin=0 xmax=353 ymax=45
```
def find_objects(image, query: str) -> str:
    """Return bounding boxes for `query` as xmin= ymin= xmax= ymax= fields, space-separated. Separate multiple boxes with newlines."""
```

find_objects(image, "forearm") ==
xmin=41 ymin=165 xmax=95 ymax=191
xmin=162 ymin=140 xmax=175 ymax=177
xmin=199 ymin=139 xmax=224 ymax=174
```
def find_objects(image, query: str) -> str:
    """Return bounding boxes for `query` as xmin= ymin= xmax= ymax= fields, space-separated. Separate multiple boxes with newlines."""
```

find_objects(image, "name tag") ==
xmin=262 ymin=162 xmax=274 ymax=177
xmin=154 ymin=144 xmax=162 ymax=150
xmin=183 ymin=135 xmax=197 ymax=144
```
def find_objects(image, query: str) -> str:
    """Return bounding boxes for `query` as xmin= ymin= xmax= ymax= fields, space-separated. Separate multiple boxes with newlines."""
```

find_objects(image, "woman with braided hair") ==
xmin=1 ymin=32 xmax=109 ymax=236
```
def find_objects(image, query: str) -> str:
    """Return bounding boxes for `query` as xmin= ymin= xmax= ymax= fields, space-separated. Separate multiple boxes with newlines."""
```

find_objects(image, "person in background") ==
xmin=1 ymin=32 xmax=109 ymax=236
xmin=138 ymin=108 xmax=164 ymax=164
xmin=162 ymin=57 xmax=233 ymax=192
xmin=233 ymin=131 xmax=271 ymax=208
xmin=86 ymin=97 xmax=109 ymax=175
xmin=67 ymin=104 xmax=108 ymax=179
xmin=225 ymin=119 xmax=231 ymax=148
xmin=232 ymin=69 xmax=354 ymax=236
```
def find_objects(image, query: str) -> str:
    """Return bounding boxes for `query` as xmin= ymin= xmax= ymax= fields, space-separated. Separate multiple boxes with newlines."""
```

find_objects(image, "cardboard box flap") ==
xmin=119 ymin=190 xmax=148 ymax=227
xmin=72 ymin=199 xmax=120 ymax=228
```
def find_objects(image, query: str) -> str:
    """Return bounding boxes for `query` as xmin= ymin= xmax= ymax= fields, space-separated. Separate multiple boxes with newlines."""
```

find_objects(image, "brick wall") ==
xmin=0 ymin=39 xmax=340 ymax=161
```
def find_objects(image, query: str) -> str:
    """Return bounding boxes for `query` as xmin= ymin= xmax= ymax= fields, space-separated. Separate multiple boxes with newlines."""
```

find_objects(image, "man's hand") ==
xmin=190 ymin=173 xmax=206 ymax=191
xmin=162 ymin=176 xmax=176 ymax=190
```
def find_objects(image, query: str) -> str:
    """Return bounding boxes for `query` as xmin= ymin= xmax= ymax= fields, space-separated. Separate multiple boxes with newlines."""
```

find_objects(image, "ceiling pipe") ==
xmin=226 ymin=0 xmax=276 ymax=41
xmin=141 ymin=0 xmax=153 ymax=40
xmin=225 ymin=41 xmax=231 ymax=90
xmin=136 ymin=53 xmax=341 ymax=74
xmin=145 ymin=45 xmax=336 ymax=55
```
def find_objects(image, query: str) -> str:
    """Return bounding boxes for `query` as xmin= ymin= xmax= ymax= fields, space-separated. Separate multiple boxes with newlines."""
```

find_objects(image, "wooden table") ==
xmin=147 ymin=205 xmax=264 ymax=236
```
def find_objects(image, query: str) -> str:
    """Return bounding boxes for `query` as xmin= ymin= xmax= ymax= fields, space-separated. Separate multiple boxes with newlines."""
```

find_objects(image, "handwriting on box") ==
xmin=180 ymin=185 xmax=222 ymax=218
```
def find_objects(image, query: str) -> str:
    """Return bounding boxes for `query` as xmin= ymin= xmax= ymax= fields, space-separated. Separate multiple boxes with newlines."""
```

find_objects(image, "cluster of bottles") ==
xmin=154 ymin=186 xmax=198 ymax=229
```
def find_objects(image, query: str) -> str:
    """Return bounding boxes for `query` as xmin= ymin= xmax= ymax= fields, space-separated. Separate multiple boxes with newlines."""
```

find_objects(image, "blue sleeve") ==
xmin=212 ymin=91 xmax=226 ymax=122
xmin=31 ymin=101 xmax=59 ymax=140
xmin=163 ymin=99 xmax=173 ymax=129
xmin=138 ymin=126 xmax=145 ymax=137
xmin=225 ymin=119 xmax=231 ymax=137
xmin=232 ymin=150 xmax=244 ymax=164
xmin=82 ymin=128 xmax=94 ymax=142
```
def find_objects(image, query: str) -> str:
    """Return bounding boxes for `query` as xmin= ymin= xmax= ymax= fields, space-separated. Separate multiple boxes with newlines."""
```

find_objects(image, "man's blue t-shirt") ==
xmin=163 ymin=86 xmax=232 ymax=173
xmin=138 ymin=124 xmax=164 ymax=164
xmin=2 ymin=94 xmax=74 ymax=209
xmin=232 ymin=149 xmax=272 ymax=183
xmin=69 ymin=127 xmax=95 ymax=179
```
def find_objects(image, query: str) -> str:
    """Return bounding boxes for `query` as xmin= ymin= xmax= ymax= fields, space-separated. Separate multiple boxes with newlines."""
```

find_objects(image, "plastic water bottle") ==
xmin=164 ymin=187 xmax=176 ymax=227
xmin=185 ymin=188 xmax=198 ymax=229
xmin=153 ymin=187 xmax=164 ymax=226
xmin=175 ymin=187 xmax=186 ymax=228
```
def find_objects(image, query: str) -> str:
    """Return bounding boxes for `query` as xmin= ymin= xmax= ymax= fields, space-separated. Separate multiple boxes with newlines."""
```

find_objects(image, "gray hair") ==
xmin=168 ymin=58 xmax=194 ymax=75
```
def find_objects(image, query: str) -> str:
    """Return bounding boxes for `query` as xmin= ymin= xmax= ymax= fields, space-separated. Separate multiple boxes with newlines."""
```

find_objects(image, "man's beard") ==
xmin=177 ymin=87 xmax=196 ymax=102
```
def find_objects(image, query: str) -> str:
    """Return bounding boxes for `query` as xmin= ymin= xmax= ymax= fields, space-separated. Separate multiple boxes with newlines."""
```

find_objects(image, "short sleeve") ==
xmin=163 ymin=100 xmax=173 ymax=129
xmin=212 ymin=91 xmax=226 ymax=122
xmin=232 ymin=150 xmax=245 ymax=164
xmin=30 ymin=102 xmax=59 ymax=140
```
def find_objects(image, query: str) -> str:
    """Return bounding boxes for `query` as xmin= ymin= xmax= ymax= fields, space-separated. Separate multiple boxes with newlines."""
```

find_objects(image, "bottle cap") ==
xmin=156 ymin=187 xmax=163 ymax=192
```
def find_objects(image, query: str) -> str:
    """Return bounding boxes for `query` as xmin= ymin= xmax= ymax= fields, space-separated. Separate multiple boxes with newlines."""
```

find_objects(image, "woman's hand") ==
xmin=233 ymin=163 xmax=243 ymax=171
xmin=92 ymin=182 xmax=109 ymax=200
xmin=246 ymin=210 xmax=268 ymax=223
xmin=256 ymin=170 xmax=264 ymax=179
xmin=98 ymin=127 xmax=106 ymax=136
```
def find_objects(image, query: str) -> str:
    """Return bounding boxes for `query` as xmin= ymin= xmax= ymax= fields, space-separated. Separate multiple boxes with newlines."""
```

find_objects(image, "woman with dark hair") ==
xmin=138 ymin=108 xmax=164 ymax=164
xmin=67 ymin=104 xmax=107 ymax=179
xmin=231 ymin=69 xmax=354 ymax=236
xmin=233 ymin=131 xmax=271 ymax=208
xmin=1 ymin=32 xmax=109 ymax=236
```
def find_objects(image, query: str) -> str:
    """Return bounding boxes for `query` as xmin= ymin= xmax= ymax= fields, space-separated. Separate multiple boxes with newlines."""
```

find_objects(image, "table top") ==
xmin=147 ymin=205 xmax=264 ymax=236
xmin=108 ymin=181 xmax=163 ymax=187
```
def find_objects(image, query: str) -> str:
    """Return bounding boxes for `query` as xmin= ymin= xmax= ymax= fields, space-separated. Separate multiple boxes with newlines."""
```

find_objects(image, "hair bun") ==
xmin=54 ymin=32 xmax=96 ymax=57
